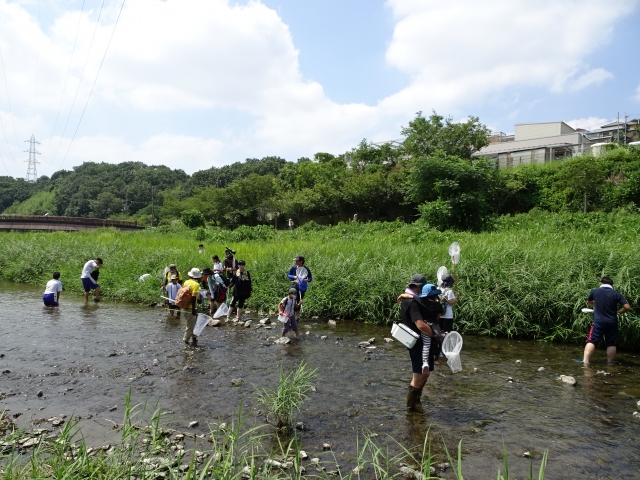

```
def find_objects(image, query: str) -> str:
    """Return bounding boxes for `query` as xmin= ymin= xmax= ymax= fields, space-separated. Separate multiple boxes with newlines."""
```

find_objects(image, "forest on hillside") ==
xmin=3 ymin=111 xmax=640 ymax=232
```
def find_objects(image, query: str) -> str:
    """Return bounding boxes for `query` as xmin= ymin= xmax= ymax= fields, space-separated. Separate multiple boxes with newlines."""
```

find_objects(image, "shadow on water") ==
xmin=2 ymin=280 xmax=640 ymax=479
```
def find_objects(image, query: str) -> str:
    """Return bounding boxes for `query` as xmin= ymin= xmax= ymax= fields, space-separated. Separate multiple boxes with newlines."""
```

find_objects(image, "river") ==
xmin=1 ymin=281 xmax=639 ymax=479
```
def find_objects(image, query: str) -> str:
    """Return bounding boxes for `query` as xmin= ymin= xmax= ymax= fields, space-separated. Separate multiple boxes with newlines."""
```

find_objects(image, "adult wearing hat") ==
xmin=399 ymin=274 xmax=439 ymax=411
xmin=182 ymin=268 xmax=202 ymax=346
xmin=162 ymin=264 xmax=183 ymax=291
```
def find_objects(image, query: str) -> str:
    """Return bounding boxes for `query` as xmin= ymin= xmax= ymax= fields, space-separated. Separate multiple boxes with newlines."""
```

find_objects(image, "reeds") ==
xmin=1 ymin=209 xmax=639 ymax=348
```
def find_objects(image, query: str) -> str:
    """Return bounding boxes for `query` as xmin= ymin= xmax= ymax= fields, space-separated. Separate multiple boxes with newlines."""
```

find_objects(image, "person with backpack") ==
xmin=398 ymin=274 xmax=441 ymax=411
xmin=202 ymin=267 xmax=227 ymax=315
xmin=162 ymin=264 xmax=183 ymax=290
xmin=43 ymin=272 xmax=63 ymax=307
xmin=179 ymin=268 xmax=202 ymax=346
xmin=439 ymin=274 xmax=459 ymax=333
xmin=287 ymin=255 xmax=312 ymax=320
xmin=227 ymin=260 xmax=252 ymax=321
xmin=223 ymin=249 xmax=238 ymax=280
xmin=279 ymin=287 xmax=301 ymax=339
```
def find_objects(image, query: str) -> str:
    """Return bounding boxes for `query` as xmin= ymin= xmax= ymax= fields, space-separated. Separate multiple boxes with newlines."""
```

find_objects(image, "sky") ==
xmin=0 ymin=0 xmax=639 ymax=179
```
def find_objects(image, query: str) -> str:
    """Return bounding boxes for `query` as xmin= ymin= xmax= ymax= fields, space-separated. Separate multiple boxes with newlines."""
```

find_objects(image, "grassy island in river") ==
xmin=1 ymin=210 xmax=639 ymax=349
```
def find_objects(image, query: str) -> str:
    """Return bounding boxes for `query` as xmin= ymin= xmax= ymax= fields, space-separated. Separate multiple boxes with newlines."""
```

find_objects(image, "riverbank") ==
xmin=1 ymin=210 xmax=639 ymax=348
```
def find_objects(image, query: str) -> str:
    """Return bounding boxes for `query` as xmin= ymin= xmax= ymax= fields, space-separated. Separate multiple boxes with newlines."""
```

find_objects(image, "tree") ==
xmin=556 ymin=156 xmax=607 ymax=213
xmin=401 ymin=111 xmax=490 ymax=159
xmin=181 ymin=209 xmax=206 ymax=229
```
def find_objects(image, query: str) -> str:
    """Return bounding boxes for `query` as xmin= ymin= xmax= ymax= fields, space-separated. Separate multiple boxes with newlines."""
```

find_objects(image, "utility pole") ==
xmin=24 ymin=135 xmax=41 ymax=182
xmin=624 ymin=114 xmax=628 ymax=145
xmin=151 ymin=187 xmax=155 ymax=228
xmin=617 ymin=112 xmax=620 ymax=144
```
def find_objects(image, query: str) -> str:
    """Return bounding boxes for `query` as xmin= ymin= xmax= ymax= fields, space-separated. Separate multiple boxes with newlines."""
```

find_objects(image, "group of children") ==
xmin=42 ymin=258 xmax=104 ymax=307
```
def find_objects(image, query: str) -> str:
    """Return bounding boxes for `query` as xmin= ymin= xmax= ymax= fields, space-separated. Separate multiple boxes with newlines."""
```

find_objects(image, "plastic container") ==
xmin=441 ymin=331 xmax=463 ymax=373
xmin=193 ymin=314 xmax=213 ymax=336
xmin=277 ymin=314 xmax=289 ymax=323
xmin=390 ymin=322 xmax=419 ymax=348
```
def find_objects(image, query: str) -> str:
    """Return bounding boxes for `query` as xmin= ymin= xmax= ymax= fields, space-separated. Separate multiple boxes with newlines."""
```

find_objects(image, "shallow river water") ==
xmin=1 ymin=281 xmax=640 ymax=479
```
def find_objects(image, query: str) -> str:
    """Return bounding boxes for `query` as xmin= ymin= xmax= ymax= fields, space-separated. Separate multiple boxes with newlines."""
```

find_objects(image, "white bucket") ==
xmin=277 ymin=314 xmax=289 ymax=323
xmin=441 ymin=331 xmax=463 ymax=373
xmin=193 ymin=314 xmax=212 ymax=336
xmin=390 ymin=322 xmax=419 ymax=348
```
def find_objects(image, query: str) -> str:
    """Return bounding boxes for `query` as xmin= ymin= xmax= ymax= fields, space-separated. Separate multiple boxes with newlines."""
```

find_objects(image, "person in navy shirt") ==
xmin=583 ymin=276 xmax=630 ymax=365
xmin=287 ymin=255 xmax=312 ymax=320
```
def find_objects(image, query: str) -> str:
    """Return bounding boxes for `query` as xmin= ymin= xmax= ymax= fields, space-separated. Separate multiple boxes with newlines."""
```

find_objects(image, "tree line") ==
xmin=3 ymin=111 xmax=640 ymax=231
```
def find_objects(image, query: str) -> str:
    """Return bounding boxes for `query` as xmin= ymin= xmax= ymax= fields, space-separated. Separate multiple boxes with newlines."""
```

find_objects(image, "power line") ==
xmin=43 ymin=0 xmax=86 ymax=156
xmin=0 ymin=150 xmax=9 ymax=175
xmin=61 ymin=0 xmax=127 ymax=168
xmin=51 ymin=0 xmax=107 ymax=165
xmin=0 ymin=42 xmax=19 ymax=164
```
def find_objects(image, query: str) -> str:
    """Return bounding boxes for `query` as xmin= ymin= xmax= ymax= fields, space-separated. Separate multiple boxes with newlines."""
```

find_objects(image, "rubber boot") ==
xmin=416 ymin=388 xmax=423 ymax=406
xmin=406 ymin=386 xmax=420 ymax=411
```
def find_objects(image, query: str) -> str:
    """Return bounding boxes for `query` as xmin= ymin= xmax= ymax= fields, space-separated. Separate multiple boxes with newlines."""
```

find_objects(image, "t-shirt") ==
xmin=81 ymin=260 xmax=98 ymax=279
xmin=587 ymin=285 xmax=628 ymax=324
xmin=280 ymin=296 xmax=296 ymax=317
xmin=166 ymin=282 xmax=181 ymax=304
xmin=400 ymin=297 xmax=424 ymax=343
xmin=440 ymin=288 xmax=456 ymax=319
xmin=213 ymin=261 xmax=223 ymax=273
xmin=44 ymin=279 xmax=63 ymax=295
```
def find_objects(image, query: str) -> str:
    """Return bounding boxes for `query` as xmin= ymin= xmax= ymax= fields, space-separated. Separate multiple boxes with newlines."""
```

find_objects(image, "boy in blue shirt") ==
xmin=583 ymin=276 xmax=630 ymax=365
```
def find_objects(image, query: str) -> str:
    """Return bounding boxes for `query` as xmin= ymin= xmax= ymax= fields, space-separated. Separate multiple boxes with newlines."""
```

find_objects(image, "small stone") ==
xmin=37 ymin=390 xmax=43 ymax=397
xmin=559 ymin=375 xmax=576 ymax=386
xmin=637 ymin=400 xmax=640 ymax=408
xmin=515 ymin=360 xmax=522 ymax=364
xmin=299 ymin=466 xmax=306 ymax=474
xmin=231 ymin=378 xmax=244 ymax=386
xmin=175 ymin=433 xmax=184 ymax=441
xmin=259 ymin=318 xmax=271 ymax=325
xmin=310 ymin=458 xmax=320 ymax=464
xmin=311 ymin=316 xmax=319 ymax=319
xmin=328 ymin=320 xmax=337 ymax=327
xmin=2 ymin=370 xmax=10 ymax=374
xmin=352 ymin=466 xmax=364 ymax=474
xmin=522 ymin=451 xmax=531 ymax=458
xmin=399 ymin=466 xmax=424 ymax=480
xmin=275 ymin=337 xmax=291 ymax=345
xmin=633 ymin=411 xmax=639 ymax=417
xmin=358 ymin=341 xmax=370 ymax=348
xmin=538 ymin=367 xmax=545 ymax=372
xmin=473 ymin=367 xmax=479 ymax=372
xmin=366 ymin=346 xmax=377 ymax=350
xmin=299 ymin=450 xmax=308 ymax=460
xmin=189 ymin=421 xmax=199 ymax=428
xmin=209 ymin=319 xmax=221 ymax=327
xmin=305 ymin=331 xmax=310 ymax=335
xmin=506 ymin=377 xmax=513 ymax=382
xmin=265 ymin=459 xmax=283 ymax=467
xmin=437 ymin=462 xmax=450 ymax=471
xmin=109 ymin=405 xmax=118 ymax=412
xmin=241 ymin=466 xmax=251 ymax=478
xmin=322 ymin=443 xmax=331 ymax=451
xmin=295 ymin=422 xmax=306 ymax=431
xmin=367 ymin=337 xmax=376 ymax=344
xmin=265 ymin=326 xmax=272 ymax=329
xmin=384 ymin=338 xmax=393 ymax=343
xmin=244 ymin=320 xmax=252 ymax=328
xmin=320 ymin=336 xmax=328 ymax=340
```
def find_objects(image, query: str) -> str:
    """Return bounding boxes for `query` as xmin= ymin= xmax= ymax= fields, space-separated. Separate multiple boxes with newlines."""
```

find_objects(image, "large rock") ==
xmin=328 ymin=320 xmax=337 ymax=327
xmin=275 ymin=337 xmax=291 ymax=345
xmin=209 ymin=319 xmax=221 ymax=327
xmin=244 ymin=320 xmax=252 ymax=328
xmin=259 ymin=318 xmax=271 ymax=325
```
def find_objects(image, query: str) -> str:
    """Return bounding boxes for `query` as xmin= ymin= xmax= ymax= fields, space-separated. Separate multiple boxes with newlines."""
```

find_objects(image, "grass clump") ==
xmin=254 ymin=361 xmax=317 ymax=430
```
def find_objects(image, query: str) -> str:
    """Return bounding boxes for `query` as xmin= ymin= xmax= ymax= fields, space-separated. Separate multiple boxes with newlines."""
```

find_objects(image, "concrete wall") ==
xmin=515 ymin=122 xmax=575 ymax=141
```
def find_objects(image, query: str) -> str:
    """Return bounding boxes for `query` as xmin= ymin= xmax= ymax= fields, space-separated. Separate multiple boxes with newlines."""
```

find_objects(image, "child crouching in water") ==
xmin=279 ymin=287 xmax=301 ymax=338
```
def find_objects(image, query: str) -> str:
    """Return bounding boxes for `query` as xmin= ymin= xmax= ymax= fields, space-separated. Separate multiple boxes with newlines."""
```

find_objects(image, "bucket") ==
xmin=390 ymin=322 xmax=419 ymax=348
xmin=441 ymin=331 xmax=463 ymax=373
xmin=277 ymin=314 xmax=289 ymax=323
xmin=193 ymin=314 xmax=212 ymax=336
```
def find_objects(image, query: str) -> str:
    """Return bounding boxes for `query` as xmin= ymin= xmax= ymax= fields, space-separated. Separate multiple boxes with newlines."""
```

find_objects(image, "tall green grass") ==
xmin=1 ymin=210 xmax=639 ymax=348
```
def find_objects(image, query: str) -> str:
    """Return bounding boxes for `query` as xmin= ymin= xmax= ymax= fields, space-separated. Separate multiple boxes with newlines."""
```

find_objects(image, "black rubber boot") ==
xmin=406 ymin=386 xmax=420 ymax=410
xmin=416 ymin=388 xmax=423 ymax=405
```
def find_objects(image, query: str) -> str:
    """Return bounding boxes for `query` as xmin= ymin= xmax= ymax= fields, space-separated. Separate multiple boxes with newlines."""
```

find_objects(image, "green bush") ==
xmin=181 ymin=209 xmax=206 ymax=229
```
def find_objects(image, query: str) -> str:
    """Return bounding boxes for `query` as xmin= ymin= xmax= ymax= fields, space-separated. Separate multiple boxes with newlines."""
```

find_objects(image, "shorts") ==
xmin=282 ymin=316 xmax=299 ymax=334
xmin=81 ymin=277 xmax=98 ymax=292
xmin=230 ymin=295 xmax=248 ymax=309
xmin=409 ymin=341 xmax=434 ymax=373
xmin=586 ymin=322 xmax=618 ymax=347
xmin=439 ymin=317 xmax=453 ymax=332
xmin=43 ymin=293 xmax=59 ymax=307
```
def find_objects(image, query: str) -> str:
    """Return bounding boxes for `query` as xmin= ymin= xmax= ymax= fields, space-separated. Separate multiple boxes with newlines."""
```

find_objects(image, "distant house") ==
xmin=473 ymin=121 xmax=593 ymax=168
xmin=584 ymin=118 xmax=639 ymax=144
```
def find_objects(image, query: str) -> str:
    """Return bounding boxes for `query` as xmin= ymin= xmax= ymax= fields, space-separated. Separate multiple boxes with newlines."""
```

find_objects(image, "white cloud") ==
xmin=0 ymin=0 xmax=638 ymax=180
xmin=566 ymin=117 xmax=610 ymax=130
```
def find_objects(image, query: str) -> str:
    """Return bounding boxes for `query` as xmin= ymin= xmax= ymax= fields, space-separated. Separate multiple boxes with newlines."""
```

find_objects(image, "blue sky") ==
xmin=0 ymin=0 xmax=639 ymax=179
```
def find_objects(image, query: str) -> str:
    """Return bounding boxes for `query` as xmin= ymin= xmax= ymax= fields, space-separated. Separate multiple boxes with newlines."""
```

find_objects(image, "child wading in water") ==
xmin=43 ymin=272 xmax=63 ymax=307
xmin=166 ymin=275 xmax=181 ymax=317
xmin=279 ymin=288 xmax=301 ymax=338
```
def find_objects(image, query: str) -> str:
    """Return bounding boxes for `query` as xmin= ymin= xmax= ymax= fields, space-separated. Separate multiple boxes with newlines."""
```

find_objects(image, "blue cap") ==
xmin=419 ymin=283 xmax=441 ymax=298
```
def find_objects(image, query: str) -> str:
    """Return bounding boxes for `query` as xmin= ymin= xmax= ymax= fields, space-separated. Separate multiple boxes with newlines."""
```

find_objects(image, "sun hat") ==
xmin=407 ymin=274 xmax=427 ymax=288
xmin=202 ymin=268 xmax=214 ymax=276
xmin=188 ymin=268 xmax=202 ymax=279
xmin=169 ymin=264 xmax=177 ymax=270
xmin=294 ymin=255 xmax=305 ymax=262
xmin=170 ymin=274 xmax=177 ymax=280
xmin=441 ymin=273 xmax=456 ymax=288
xmin=288 ymin=288 xmax=298 ymax=296
xmin=237 ymin=260 xmax=246 ymax=265
xmin=419 ymin=283 xmax=442 ymax=298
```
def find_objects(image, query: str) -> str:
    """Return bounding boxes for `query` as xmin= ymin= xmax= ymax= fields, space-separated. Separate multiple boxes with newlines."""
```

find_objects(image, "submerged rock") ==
xmin=515 ymin=360 xmax=522 ymax=364
xmin=328 ymin=320 xmax=337 ymax=327
xmin=320 ymin=336 xmax=328 ymax=340
xmin=189 ymin=421 xmax=199 ymax=428
xmin=538 ymin=367 xmax=545 ymax=372
xmin=244 ymin=320 xmax=252 ymax=328
xmin=399 ymin=466 xmax=425 ymax=479
xmin=299 ymin=450 xmax=308 ymax=460
xmin=259 ymin=318 xmax=271 ymax=325
xmin=295 ymin=421 xmax=307 ymax=431
xmin=274 ymin=337 xmax=290 ymax=345
xmin=384 ymin=338 xmax=393 ymax=343
xmin=367 ymin=337 xmax=376 ymax=344
xmin=322 ymin=443 xmax=331 ymax=450
xmin=231 ymin=378 xmax=244 ymax=386
xmin=559 ymin=375 xmax=576 ymax=386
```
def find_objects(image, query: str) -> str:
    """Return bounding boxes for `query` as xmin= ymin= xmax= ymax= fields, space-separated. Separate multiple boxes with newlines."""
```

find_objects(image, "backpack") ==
xmin=174 ymin=286 xmax=192 ymax=309
xmin=439 ymin=288 xmax=450 ymax=314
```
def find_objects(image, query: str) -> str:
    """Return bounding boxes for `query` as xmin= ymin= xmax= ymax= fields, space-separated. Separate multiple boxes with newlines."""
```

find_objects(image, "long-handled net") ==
xmin=441 ymin=331 xmax=463 ymax=373
xmin=193 ymin=314 xmax=213 ymax=336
